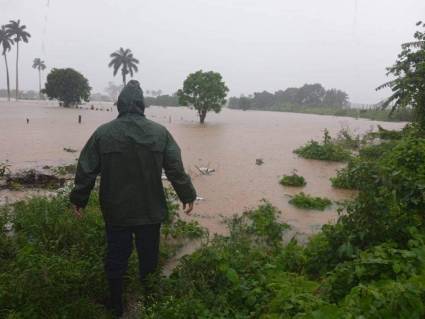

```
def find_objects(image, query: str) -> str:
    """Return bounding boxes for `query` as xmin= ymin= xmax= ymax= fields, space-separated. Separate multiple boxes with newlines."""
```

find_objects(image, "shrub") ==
xmin=294 ymin=129 xmax=352 ymax=162
xmin=335 ymin=127 xmax=362 ymax=150
xmin=330 ymin=158 xmax=378 ymax=190
xmin=140 ymin=202 xmax=294 ymax=318
xmin=289 ymin=192 xmax=332 ymax=210
xmin=280 ymin=171 xmax=307 ymax=187
xmin=331 ymin=141 xmax=397 ymax=190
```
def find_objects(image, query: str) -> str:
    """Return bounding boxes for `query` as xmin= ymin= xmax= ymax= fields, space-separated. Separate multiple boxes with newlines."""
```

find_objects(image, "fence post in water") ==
xmin=78 ymin=115 xmax=82 ymax=124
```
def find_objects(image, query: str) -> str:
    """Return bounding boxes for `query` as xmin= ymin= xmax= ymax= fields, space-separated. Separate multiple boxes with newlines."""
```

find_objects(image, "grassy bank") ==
xmin=244 ymin=105 xmax=413 ymax=122
xmin=0 ymin=188 xmax=205 ymax=318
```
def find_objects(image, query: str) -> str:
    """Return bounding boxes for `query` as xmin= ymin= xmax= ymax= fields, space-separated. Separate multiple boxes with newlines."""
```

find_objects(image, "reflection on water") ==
xmin=0 ymin=100 xmax=405 ymax=235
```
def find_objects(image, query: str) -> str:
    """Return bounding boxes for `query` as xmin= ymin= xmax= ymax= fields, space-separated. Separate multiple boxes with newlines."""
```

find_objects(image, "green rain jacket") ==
xmin=70 ymin=81 xmax=196 ymax=226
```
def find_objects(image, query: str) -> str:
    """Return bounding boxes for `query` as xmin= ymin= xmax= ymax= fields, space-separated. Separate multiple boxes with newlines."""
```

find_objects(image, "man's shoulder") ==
xmin=141 ymin=117 xmax=168 ymax=133
xmin=94 ymin=116 xmax=168 ymax=137
xmin=94 ymin=119 xmax=119 ymax=135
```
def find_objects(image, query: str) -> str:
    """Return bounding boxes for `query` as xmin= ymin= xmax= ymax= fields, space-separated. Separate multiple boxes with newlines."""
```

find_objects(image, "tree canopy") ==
xmin=32 ymin=58 xmax=46 ymax=71
xmin=32 ymin=58 xmax=46 ymax=99
xmin=377 ymin=21 xmax=425 ymax=127
xmin=43 ymin=68 xmax=91 ymax=107
xmin=177 ymin=70 xmax=229 ymax=123
xmin=108 ymin=48 xmax=139 ymax=86
xmin=0 ymin=25 xmax=13 ymax=101
xmin=6 ymin=19 xmax=31 ymax=100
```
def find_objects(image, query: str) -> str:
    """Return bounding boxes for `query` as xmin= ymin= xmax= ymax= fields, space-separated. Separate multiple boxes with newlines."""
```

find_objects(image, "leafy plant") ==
xmin=289 ymin=192 xmax=332 ymax=210
xmin=294 ymin=129 xmax=352 ymax=162
xmin=377 ymin=21 xmax=425 ymax=127
xmin=280 ymin=170 xmax=307 ymax=187
xmin=335 ymin=127 xmax=362 ymax=150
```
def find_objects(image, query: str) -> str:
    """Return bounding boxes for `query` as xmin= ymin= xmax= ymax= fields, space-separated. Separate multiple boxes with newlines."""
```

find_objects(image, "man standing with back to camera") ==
xmin=69 ymin=80 xmax=197 ymax=317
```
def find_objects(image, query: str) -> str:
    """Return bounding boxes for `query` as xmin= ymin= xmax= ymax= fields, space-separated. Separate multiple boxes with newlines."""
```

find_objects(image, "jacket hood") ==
xmin=117 ymin=80 xmax=146 ymax=116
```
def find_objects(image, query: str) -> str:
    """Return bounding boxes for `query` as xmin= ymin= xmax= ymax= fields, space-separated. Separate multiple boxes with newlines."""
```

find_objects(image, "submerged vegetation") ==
xmin=3 ymin=129 xmax=425 ymax=318
xmin=289 ymin=192 xmax=332 ymax=211
xmin=294 ymin=129 xmax=352 ymax=161
xmin=135 ymin=123 xmax=425 ymax=318
xmin=280 ymin=171 xmax=307 ymax=187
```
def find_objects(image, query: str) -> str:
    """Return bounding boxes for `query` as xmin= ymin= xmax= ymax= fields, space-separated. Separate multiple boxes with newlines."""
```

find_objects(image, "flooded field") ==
xmin=0 ymin=100 xmax=405 ymax=235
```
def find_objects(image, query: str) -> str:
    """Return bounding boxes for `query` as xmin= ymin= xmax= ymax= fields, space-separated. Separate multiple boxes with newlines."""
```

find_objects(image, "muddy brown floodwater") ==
xmin=0 ymin=100 xmax=405 ymax=236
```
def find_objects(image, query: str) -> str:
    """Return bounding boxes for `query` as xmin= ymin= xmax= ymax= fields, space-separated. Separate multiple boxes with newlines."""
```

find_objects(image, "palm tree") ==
xmin=108 ymin=48 xmax=139 ymax=85
xmin=0 ymin=26 xmax=13 ymax=102
xmin=32 ymin=58 xmax=46 ymax=99
xmin=5 ymin=20 xmax=31 ymax=100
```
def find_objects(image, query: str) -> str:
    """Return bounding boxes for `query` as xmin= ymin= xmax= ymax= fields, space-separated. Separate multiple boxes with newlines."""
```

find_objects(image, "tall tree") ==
xmin=177 ymin=70 xmax=229 ymax=124
xmin=0 ymin=26 xmax=13 ymax=102
xmin=108 ymin=48 xmax=139 ymax=85
xmin=5 ymin=20 xmax=31 ymax=100
xmin=377 ymin=21 xmax=425 ymax=126
xmin=32 ymin=58 xmax=46 ymax=99
xmin=43 ymin=68 xmax=91 ymax=107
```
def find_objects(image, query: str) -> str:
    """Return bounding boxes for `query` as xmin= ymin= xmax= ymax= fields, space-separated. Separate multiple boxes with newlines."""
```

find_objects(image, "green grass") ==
xmin=267 ymin=104 xmax=413 ymax=122
xmin=0 ymin=188 xmax=205 ymax=318
xmin=280 ymin=172 xmax=307 ymax=187
xmin=289 ymin=192 xmax=332 ymax=210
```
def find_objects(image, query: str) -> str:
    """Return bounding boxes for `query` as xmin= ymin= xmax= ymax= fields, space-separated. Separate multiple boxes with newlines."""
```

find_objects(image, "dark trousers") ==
xmin=105 ymin=223 xmax=161 ymax=283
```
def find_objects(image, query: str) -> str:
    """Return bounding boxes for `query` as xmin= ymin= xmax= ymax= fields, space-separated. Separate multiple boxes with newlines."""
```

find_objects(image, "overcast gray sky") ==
xmin=1 ymin=0 xmax=424 ymax=103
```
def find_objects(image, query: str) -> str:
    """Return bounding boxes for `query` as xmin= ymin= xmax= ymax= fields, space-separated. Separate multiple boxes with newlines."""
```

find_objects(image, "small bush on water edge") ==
xmin=280 ymin=171 xmax=306 ymax=187
xmin=294 ymin=129 xmax=352 ymax=162
xmin=289 ymin=192 xmax=332 ymax=210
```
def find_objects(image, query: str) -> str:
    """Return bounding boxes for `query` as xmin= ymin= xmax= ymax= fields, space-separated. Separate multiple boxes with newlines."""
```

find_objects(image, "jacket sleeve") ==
xmin=163 ymin=131 xmax=197 ymax=203
xmin=69 ymin=132 xmax=101 ymax=208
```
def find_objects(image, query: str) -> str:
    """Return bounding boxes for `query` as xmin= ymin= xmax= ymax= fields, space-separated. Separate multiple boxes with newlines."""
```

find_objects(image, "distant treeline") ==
xmin=228 ymin=83 xmax=349 ymax=111
xmin=0 ymin=87 xmax=183 ymax=107
xmin=144 ymin=94 xmax=180 ymax=107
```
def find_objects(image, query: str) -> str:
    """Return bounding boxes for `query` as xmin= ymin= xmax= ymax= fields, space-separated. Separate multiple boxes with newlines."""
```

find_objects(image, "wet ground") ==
xmin=0 ymin=100 xmax=405 ymax=235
